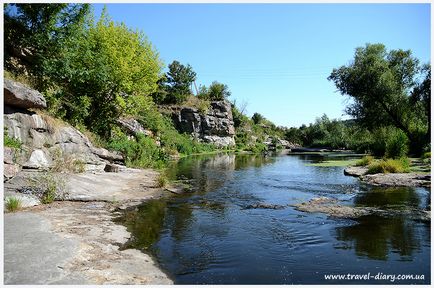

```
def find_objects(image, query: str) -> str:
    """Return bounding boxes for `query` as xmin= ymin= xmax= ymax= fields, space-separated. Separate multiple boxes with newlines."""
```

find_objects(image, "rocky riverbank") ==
xmin=4 ymin=169 xmax=173 ymax=285
xmin=3 ymin=79 xmax=174 ymax=284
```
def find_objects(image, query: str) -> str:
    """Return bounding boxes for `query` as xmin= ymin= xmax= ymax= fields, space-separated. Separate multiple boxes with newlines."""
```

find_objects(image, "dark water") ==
xmin=117 ymin=152 xmax=430 ymax=284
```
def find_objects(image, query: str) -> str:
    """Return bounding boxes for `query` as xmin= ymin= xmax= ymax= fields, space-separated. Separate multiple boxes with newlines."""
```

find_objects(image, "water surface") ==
xmin=118 ymin=152 xmax=430 ymax=284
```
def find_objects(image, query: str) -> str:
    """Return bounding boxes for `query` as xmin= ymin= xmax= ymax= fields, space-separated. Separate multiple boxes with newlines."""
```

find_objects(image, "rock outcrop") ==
xmin=117 ymin=117 xmax=153 ymax=137
xmin=168 ymin=100 xmax=235 ymax=147
xmin=344 ymin=165 xmax=430 ymax=187
xmin=4 ymin=79 xmax=47 ymax=109
xmin=3 ymin=79 xmax=124 ymax=180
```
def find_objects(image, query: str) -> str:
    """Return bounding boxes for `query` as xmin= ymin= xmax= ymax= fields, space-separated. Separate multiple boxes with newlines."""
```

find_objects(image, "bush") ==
xmin=157 ymin=172 xmax=169 ymax=188
xmin=108 ymin=132 xmax=167 ymax=169
xmin=385 ymin=129 xmax=409 ymax=158
xmin=366 ymin=158 xmax=410 ymax=174
xmin=355 ymin=155 xmax=374 ymax=166
xmin=51 ymin=148 xmax=86 ymax=173
xmin=5 ymin=197 xmax=22 ymax=212
xmin=184 ymin=95 xmax=210 ymax=114
xmin=198 ymin=81 xmax=231 ymax=101
xmin=27 ymin=172 xmax=68 ymax=204
xmin=246 ymin=142 xmax=268 ymax=154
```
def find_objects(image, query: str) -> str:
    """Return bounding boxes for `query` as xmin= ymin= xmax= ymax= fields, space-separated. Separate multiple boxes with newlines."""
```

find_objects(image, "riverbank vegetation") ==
xmin=4 ymin=4 xmax=430 ymax=171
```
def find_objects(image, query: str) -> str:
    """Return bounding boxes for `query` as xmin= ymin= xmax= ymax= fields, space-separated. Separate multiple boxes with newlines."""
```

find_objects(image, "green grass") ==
xmin=5 ymin=197 xmax=22 ymax=212
xmin=355 ymin=155 xmax=375 ymax=166
xmin=306 ymin=159 xmax=359 ymax=167
xmin=157 ymin=172 xmax=169 ymax=188
xmin=4 ymin=132 xmax=22 ymax=149
xmin=366 ymin=158 xmax=410 ymax=174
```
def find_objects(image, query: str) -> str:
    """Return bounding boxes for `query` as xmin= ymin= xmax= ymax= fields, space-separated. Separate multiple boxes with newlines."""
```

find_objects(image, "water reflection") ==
xmin=353 ymin=186 xmax=422 ymax=209
xmin=335 ymin=215 xmax=422 ymax=261
xmin=115 ymin=199 xmax=166 ymax=250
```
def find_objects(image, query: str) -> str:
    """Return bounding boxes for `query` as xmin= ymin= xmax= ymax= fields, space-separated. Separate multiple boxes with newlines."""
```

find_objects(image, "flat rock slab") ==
xmin=361 ymin=173 xmax=431 ymax=187
xmin=344 ymin=166 xmax=431 ymax=187
xmin=4 ymin=202 xmax=173 ymax=284
xmin=343 ymin=166 xmax=368 ymax=177
xmin=293 ymin=197 xmax=430 ymax=221
xmin=65 ymin=169 xmax=162 ymax=202
xmin=293 ymin=197 xmax=372 ymax=219
xmin=4 ymin=212 xmax=86 ymax=284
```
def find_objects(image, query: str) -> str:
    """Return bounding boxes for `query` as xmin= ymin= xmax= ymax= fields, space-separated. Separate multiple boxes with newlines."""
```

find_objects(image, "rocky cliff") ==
xmin=167 ymin=100 xmax=236 ymax=147
xmin=3 ymin=79 xmax=123 ymax=181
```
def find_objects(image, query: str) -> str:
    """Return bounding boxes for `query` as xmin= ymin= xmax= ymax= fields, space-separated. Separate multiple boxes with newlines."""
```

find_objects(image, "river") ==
xmin=117 ymin=152 xmax=430 ymax=284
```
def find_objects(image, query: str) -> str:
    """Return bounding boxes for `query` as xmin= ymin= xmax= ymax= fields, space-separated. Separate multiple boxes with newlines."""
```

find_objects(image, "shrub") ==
xmin=157 ymin=172 xmax=169 ymax=188
xmin=247 ymin=142 xmax=268 ymax=154
xmin=366 ymin=158 xmax=410 ymax=174
xmin=5 ymin=197 xmax=22 ymax=212
xmin=199 ymin=81 xmax=231 ymax=101
xmin=51 ymin=149 xmax=86 ymax=173
xmin=355 ymin=155 xmax=374 ymax=166
xmin=27 ymin=172 xmax=68 ymax=204
xmin=108 ymin=132 xmax=168 ymax=169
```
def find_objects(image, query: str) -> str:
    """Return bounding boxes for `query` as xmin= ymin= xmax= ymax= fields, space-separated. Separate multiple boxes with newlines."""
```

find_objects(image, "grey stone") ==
xmin=4 ymin=147 xmax=15 ymax=164
xmin=117 ymin=118 xmax=153 ymax=137
xmin=4 ymin=95 xmax=124 ymax=170
xmin=4 ymin=79 xmax=47 ymax=109
xmin=4 ymin=163 xmax=19 ymax=180
xmin=23 ymin=149 xmax=52 ymax=169
xmin=91 ymin=147 xmax=124 ymax=163
xmin=168 ymin=100 xmax=235 ymax=147
xmin=4 ymin=213 xmax=83 ymax=285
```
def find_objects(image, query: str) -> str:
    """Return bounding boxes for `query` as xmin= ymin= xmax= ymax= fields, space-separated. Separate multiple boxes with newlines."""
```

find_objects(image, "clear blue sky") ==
xmin=93 ymin=3 xmax=430 ymax=128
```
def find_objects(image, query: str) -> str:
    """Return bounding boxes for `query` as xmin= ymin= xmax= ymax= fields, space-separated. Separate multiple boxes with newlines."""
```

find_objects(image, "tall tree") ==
xmin=328 ymin=43 xmax=430 ymax=154
xmin=165 ymin=60 xmax=196 ymax=104
xmin=44 ymin=7 xmax=163 ymax=137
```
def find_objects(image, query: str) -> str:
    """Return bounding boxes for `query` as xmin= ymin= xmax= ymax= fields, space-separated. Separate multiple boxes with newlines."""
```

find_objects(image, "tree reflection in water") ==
xmin=335 ymin=215 xmax=423 ymax=261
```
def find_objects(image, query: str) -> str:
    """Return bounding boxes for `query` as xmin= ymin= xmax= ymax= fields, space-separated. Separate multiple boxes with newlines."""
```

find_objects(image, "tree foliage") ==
xmin=197 ymin=81 xmax=231 ymax=101
xmin=328 ymin=43 xmax=430 ymax=155
xmin=45 ymin=8 xmax=162 ymax=136
xmin=4 ymin=4 xmax=90 ymax=87
xmin=252 ymin=112 xmax=264 ymax=125
xmin=152 ymin=61 xmax=196 ymax=104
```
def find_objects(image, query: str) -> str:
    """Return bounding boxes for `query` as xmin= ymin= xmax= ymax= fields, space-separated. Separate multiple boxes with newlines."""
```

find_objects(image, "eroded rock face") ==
xmin=4 ymin=106 xmax=121 ymax=172
xmin=4 ymin=79 xmax=47 ymax=109
xmin=3 ymin=81 xmax=124 ymax=178
xmin=169 ymin=100 xmax=235 ymax=147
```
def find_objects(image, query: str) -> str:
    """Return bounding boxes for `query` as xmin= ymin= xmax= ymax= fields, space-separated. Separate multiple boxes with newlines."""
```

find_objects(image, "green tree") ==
xmin=164 ymin=60 xmax=196 ymax=104
xmin=4 ymin=4 xmax=90 ymax=88
xmin=252 ymin=112 xmax=264 ymax=125
xmin=328 ymin=43 xmax=430 ymax=155
xmin=46 ymin=7 xmax=163 ymax=137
